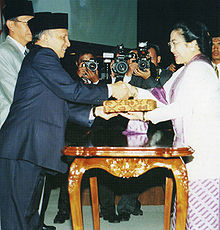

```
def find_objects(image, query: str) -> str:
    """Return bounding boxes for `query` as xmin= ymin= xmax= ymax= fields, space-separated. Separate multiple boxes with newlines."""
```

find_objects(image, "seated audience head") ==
xmin=147 ymin=43 xmax=161 ymax=66
xmin=169 ymin=21 xmax=212 ymax=65
xmin=212 ymin=33 xmax=220 ymax=65
xmin=28 ymin=12 xmax=70 ymax=58
xmin=3 ymin=1 xmax=34 ymax=46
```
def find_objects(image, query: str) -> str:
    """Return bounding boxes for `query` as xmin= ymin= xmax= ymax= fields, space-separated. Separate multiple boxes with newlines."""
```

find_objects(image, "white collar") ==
xmin=7 ymin=35 xmax=27 ymax=55
xmin=212 ymin=62 xmax=220 ymax=67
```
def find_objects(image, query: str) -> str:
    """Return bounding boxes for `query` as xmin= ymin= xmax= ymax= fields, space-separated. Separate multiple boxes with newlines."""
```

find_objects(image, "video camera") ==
xmin=137 ymin=41 xmax=151 ymax=71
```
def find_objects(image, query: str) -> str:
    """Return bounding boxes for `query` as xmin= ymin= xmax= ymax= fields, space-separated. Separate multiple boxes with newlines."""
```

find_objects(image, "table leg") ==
xmin=90 ymin=177 xmax=100 ymax=230
xmin=164 ymin=177 xmax=173 ymax=230
xmin=172 ymin=160 xmax=188 ymax=230
xmin=68 ymin=160 xmax=85 ymax=230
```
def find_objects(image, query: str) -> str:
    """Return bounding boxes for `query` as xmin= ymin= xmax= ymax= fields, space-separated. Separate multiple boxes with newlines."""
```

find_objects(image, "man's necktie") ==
xmin=215 ymin=65 xmax=219 ymax=78
xmin=24 ymin=50 xmax=28 ymax=56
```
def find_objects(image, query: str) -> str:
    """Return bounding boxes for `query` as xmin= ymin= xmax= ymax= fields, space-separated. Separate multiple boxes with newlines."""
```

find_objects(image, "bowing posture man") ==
xmin=0 ymin=12 xmax=134 ymax=230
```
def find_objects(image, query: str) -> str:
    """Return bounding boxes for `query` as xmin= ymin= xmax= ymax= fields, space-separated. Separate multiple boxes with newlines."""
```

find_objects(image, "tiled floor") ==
xmin=44 ymin=188 xmax=165 ymax=230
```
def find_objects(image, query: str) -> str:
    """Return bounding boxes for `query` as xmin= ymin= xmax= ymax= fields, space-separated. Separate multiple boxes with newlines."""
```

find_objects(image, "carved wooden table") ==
xmin=63 ymin=145 xmax=194 ymax=230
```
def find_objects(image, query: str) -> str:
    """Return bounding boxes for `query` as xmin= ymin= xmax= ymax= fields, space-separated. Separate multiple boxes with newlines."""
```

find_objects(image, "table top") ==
xmin=63 ymin=145 xmax=194 ymax=157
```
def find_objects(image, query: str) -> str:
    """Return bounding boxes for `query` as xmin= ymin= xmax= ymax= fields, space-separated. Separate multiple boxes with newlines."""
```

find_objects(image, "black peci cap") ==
xmin=28 ymin=12 xmax=68 ymax=36
xmin=3 ymin=1 xmax=34 ymax=21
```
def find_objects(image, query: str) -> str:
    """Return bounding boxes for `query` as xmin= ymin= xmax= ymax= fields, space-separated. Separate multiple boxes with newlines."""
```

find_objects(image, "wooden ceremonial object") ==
xmin=103 ymin=99 xmax=157 ymax=113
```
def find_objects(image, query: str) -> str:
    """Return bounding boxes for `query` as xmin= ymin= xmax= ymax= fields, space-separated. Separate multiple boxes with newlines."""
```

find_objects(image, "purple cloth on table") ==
xmin=126 ymin=134 xmax=148 ymax=147
xmin=122 ymin=120 xmax=148 ymax=135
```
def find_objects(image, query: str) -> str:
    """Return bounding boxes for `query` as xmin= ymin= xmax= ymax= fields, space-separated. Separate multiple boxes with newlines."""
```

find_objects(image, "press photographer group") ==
xmin=79 ymin=41 xmax=158 ymax=83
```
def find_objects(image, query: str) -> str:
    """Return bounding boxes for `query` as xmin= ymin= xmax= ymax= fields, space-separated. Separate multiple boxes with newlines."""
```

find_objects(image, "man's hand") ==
xmin=125 ymin=82 xmax=138 ymax=99
xmin=110 ymin=81 xmax=137 ymax=99
xmin=95 ymin=106 xmax=118 ymax=120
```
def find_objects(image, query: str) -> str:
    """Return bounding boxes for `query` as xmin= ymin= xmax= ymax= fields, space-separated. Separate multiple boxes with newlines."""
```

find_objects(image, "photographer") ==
xmin=75 ymin=52 xmax=99 ymax=84
xmin=53 ymin=51 xmax=100 ymax=224
xmin=124 ymin=43 xmax=173 ymax=90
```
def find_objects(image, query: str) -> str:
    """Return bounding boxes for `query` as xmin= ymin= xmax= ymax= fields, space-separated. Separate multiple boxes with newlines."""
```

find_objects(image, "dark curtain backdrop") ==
xmin=138 ymin=0 xmax=220 ymax=67
xmin=0 ymin=0 xmax=4 ymax=35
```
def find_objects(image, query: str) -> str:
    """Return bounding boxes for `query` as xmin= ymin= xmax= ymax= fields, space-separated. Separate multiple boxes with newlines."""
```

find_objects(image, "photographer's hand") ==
xmin=127 ymin=61 xmax=138 ymax=77
xmin=77 ymin=63 xmax=88 ymax=78
xmin=86 ymin=68 xmax=99 ymax=83
xmin=133 ymin=68 xmax=151 ymax=80
xmin=168 ymin=63 xmax=176 ymax=73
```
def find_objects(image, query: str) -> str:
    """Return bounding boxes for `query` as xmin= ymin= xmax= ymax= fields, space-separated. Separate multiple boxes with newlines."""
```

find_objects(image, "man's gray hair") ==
xmin=32 ymin=29 xmax=53 ymax=43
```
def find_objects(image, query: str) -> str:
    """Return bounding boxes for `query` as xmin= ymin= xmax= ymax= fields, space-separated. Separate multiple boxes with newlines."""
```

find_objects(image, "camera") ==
xmin=81 ymin=59 xmax=98 ymax=72
xmin=112 ymin=44 xmax=134 ymax=75
xmin=137 ymin=41 xmax=151 ymax=71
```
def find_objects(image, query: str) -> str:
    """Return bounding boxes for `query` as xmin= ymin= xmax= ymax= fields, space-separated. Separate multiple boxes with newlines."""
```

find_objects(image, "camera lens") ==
xmin=88 ymin=62 xmax=98 ymax=71
xmin=138 ymin=60 xmax=147 ymax=70
xmin=138 ymin=59 xmax=150 ymax=71
xmin=115 ymin=61 xmax=128 ymax=74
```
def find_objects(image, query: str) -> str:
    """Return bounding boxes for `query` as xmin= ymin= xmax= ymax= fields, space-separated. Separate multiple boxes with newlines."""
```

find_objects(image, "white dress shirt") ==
xmin=212 ymin=62 xmax=220 ymax=78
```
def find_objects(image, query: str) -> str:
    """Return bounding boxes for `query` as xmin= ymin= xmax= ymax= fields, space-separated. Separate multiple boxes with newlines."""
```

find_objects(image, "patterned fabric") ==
xmin=171 ymin=178 xmax=220 ymax=230
xmin=151 ymin=86 xmax=168 ymax=105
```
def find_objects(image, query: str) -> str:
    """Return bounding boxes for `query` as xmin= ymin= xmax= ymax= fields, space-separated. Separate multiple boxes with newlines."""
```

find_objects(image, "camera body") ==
xmin=137 ymin=41 xmax=151 ymax=71
xmin=112 ymin=44 xmax=133 ymax=75
xmin=81 ymin=59 xmax=98 ymax=72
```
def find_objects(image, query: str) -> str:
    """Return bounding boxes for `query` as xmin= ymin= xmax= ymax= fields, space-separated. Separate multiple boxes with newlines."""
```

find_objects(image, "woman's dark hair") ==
xmin=171 ymin=21 xmax=212 ymax=59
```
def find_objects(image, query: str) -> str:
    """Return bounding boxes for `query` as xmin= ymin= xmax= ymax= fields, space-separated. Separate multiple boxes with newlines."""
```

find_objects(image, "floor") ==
xmin=44 ymin=188 xmax=166 ymax=230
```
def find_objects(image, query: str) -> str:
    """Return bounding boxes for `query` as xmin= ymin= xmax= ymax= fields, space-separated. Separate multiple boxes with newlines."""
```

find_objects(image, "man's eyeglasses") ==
xmin=168 ymin=41 xmax=185 ymax=48
xmin=12 ymin=19 xmax=28 ymax=24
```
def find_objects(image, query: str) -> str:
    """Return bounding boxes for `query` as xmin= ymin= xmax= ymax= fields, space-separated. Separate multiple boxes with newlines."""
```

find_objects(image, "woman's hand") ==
xmin=119 ymin=111 xmax=146 ymax=121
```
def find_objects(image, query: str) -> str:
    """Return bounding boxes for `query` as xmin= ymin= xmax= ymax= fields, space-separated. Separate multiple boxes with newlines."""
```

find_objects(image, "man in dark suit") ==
xmin=0 ymin=12 xmax=134 ymax=230
xmin=53 ymin=50 xmax=100 ymax=224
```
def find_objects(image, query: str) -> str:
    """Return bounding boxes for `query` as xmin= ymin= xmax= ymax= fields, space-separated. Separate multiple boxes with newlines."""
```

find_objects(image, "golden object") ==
xmin=103 ymin=99 xmax=157 ymax=113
